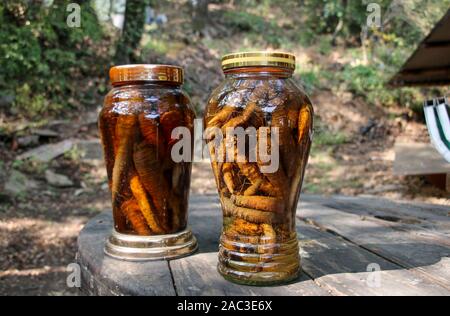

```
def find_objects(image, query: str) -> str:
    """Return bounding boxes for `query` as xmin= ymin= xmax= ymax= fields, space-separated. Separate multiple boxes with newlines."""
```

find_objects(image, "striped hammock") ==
xmin=424 ymin=97 xmax=450 ymax=163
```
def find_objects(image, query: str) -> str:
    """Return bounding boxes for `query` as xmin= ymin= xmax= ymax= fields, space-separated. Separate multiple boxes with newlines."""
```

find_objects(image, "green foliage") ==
xmin=0 ymin=0 xmax=108 ymax=117
xmin=313 ymin=129 xmax=348 ymax=147
xmin=115 ymin=0 xmax=149 ymax=64
xmin=302 ymin=0 xmax=369 ymax=40
xmin=317 ymin=36 xmax=333 ymax=55
xmin=341 ymin=65 xmax=382 ymax=96
xmin=142 ymin=38 xmax=169 ymax=55
xmin=302 ymin=0 xmax=450 ymax=45
xmin=12 ymin=158 xmax=49 ymax=175
xmin=297 ymin=70 xmax=320 ymax=95
xmin=338 ymin=63 xmax=420 ymax=108
xmin=14 ymin=83 xmax=61 ymax=115
xmin=222 ymin=11 xmax=284 ymax=47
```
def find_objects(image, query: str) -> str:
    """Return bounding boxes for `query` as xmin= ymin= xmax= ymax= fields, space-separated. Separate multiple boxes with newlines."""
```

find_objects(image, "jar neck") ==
xmin=224 ymin=66 xmax=293 ymax=79
xmin=112 ymin=80 xmax=182 ymax=88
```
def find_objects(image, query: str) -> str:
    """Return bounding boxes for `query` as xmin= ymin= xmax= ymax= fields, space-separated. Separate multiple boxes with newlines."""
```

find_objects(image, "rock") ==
xmin=156 ymin=14 xmax=168 ymax=25
xmin=74 ymin=139 xmax=103 ymax=161
xmin=0 ymin=94 xmax=14 ymax=108
xmin=366 ymin=184 xmax=404 ymax=194
xmin=0 ymin=161 xmax=6 ymax=181
xmin=74 ymin=188 xmax=85 ymax=196
xmin=47 ymin=120 xmax=70 ymax=127
xmin=4 ymin=169 xmax=39 ymax=197
xmin=31 ymin=128 xmax=59 ymax=138
xmin=16 ymin=139 xmax=74 ymax=163
xmin=16 ymin=135 xmax=40 ymax=148
xmin=83 ymin=110 xmax=99 ymax=126
xmin=0 ymin=163 xmax=10 ymax=202
xmin=45 ymin=170 xmax=74 ymax=187
xmin=359 ymin=119 xmax=376 ymax=135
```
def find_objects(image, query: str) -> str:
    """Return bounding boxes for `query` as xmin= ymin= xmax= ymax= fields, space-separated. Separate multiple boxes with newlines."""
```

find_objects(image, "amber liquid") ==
xmin=205 ymin=77 xmax=313 ymax=285
xmin=99 ymin=88 xmax=194 ymax=236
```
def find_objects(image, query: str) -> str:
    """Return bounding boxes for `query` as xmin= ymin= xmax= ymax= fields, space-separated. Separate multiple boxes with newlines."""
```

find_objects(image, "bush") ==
xmin=0 ymin=1 xmax=109 ymax=118
xmin=222 ymin=11 xmax=284 ymax=47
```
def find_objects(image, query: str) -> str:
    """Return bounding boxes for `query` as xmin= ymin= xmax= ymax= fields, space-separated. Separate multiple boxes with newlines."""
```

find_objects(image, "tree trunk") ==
xmin=115 ymin=0 xmax=148 ymax=65
xmin=191 ymin=0 xmax=209 ymax=33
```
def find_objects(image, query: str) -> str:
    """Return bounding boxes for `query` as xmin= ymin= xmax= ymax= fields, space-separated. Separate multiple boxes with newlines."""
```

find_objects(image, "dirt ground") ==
xmin=1 ymin=3 xmax=449 ymax=296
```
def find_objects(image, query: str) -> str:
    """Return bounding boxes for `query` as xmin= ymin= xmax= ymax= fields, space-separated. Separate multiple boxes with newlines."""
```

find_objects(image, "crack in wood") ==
xmin=296 ymin=212 xmax=450 ymax=291
xmin=167 ymin=261 xmax=179 ymax=296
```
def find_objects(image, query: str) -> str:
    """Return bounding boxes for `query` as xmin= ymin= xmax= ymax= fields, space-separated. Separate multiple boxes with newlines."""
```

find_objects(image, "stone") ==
xmin=31 ymin=128 xmax=59 ymax=138
xmin=16 ymin=135 xmax=40 ymax=148
xmin=74 ymin=188 xmax=85 ymax=196
xmin=4 ymin=169 xmax=39 ymax=197
xmin=0 ymin=94 xmax=14 ymax=108
xmin=16 ymin=139 xmax=74 ymax=163
xmin=45 ymin=170 xmax=74 ymax=187
xmin=74 ymin=139 xmax=103 ymax=161
xmin=366 ymin=184 xmax=404 ymax=194
xmin=0 ymin=161 xmax=6 ymax=181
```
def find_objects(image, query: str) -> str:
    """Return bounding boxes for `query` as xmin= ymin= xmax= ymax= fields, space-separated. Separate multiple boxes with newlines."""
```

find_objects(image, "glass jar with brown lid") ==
xmin=99 ymin=64 xmax=197 ymax=261
xmin=204 ymin=52 xmax=314 ymax=285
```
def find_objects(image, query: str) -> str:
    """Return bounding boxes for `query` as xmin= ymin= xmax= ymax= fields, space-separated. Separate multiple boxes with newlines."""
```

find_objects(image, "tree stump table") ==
xmin=76 ymin=194 xmax=450 ymax=295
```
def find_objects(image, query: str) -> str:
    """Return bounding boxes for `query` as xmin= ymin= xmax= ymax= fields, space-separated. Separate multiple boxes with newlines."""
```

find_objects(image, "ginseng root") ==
xmin=243 ymin=178 xmax=262 ymax=196
xmin=205 ymin=106 xmax=234 ymax=140
xmin=160 ymin=110 xmax=184 ymax=147
xmin=133 ymin=142 xmax=170 ymax=230
xmin=233 ymin=218 xmax=262 ymax=236
xmin=259 ymin=223 xmax=277 ymax=254
xmin=231 ymin=195 xmax=284 ymax=213
xmin=98 ymin=109 xmax=117 ymax=187
xmin=206 ymin=106 xmax=234 ymax=128
xmin=169 ymin=192 xmax=182 ymax=232
xmin=171 ymin=163 xmax=183 ymax=194
xmin=287 ymin=106 xmax=299 ymax=130
xmin=261 ymin=223 xmax=276 ymax=239
xmin=221 ymin=196 xmax=277 ymax=224
xmin=237 ymin=161 xmax=275 ymax=196
xmin=222 ymin=163 xmax=236 ymax=194
xmin=208 ymin=142 xmax=223 ymax=190
xmin=298 ymin=105 xmax=313 ymax=144
xmin=111 ymin=115 xmax=137 ymax=230
xmin=256 ymin=128 xmax=288 ymax=197
xmin=121 ymin=199 xmax=152 ymax=235
xmin=138 ymin=113 xmax=166 ymax=158
xmin=130 ymin=175 xmax=165 ymax=234
xmin=221 ymin=102 xmax=257 ymax=132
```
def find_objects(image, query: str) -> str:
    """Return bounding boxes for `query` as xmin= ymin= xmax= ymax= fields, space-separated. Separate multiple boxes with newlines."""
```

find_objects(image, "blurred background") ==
xmin=0 ymin=0 xmax=449 ymax=295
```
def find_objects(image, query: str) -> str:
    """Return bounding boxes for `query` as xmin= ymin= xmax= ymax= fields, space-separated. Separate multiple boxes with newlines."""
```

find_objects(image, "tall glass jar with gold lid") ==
xmin=204 ymin=52 xmax=314 ymax=285
xmin=99 ymin=64 xmax=198 ymax=261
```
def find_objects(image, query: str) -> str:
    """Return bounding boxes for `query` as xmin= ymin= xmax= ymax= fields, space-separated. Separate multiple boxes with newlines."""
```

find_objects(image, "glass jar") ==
xmin=204 ymin=52 xmax=314 ymax=285
xmin=99 ymin=64 xmax=198 ymax=261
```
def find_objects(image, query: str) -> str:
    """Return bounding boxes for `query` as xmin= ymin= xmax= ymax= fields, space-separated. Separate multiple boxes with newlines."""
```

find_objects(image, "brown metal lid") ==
xmin=221 ymin=51 xmax=296 ymax=71
xmin=109 ymin=64 xmax=184 ymax=84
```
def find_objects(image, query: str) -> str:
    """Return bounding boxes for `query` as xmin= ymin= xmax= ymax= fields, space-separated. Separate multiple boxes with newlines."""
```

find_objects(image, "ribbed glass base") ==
xmin=217 ymin=232 xmax=300 ymax=286
xmin=104 ymin=228 xmax=198 ymax=261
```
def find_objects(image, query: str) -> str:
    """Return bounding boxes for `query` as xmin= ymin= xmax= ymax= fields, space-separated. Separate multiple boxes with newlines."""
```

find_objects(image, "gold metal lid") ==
xmin=221 ymin=51 xmax=296 ymax=71
xmin=109 ymin=64 xmax=184 ymax=84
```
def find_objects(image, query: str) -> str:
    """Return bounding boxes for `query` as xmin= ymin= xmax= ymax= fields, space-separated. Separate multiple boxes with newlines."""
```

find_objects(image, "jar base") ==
xmin=218 ymin=233 xmax=300 ymax=286
xmin=104 ymin=228 xmax=198 ymax=261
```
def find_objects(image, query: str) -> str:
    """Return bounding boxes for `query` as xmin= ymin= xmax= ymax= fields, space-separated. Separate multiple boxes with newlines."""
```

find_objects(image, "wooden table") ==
xmin=394 ymin=141 xmax=450 ymax=191
xmin=76 ymin=194 xmax=450 ymax=296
